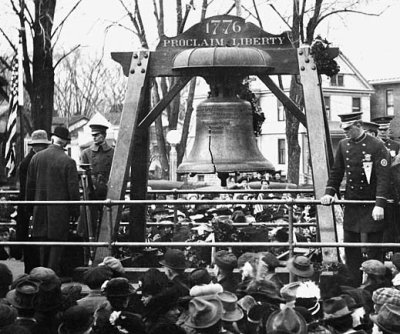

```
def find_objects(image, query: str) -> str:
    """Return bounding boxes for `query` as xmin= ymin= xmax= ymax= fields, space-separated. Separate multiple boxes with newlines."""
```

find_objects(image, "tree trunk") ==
xmin=32 ymin=0 xmax=56 ymax=132
xmin=286 ymin=77 xmax=303 ymax=184
xmin=152 ymin=80 xmax=169 ymax=179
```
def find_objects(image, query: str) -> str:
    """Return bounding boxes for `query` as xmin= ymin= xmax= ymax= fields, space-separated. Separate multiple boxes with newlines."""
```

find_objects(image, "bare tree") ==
xmin=54 ymin=50 xmax=126 ymax=119
xmin=0 ymin=0 xmax=83 ymax=133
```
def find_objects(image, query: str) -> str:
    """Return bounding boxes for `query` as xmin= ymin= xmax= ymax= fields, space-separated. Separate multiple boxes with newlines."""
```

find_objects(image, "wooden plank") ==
xmin=112 ymin=49 xmax=300 ymax=78
xmin=258 ymin=74 xmax=307 ymax=127
xmin=138 ymin=76 xmax=192 ymax=128
xmin=298 ymin=47 xmax=338 ymax=263
xmin=94 ymin=51 xmax=151 ymax=263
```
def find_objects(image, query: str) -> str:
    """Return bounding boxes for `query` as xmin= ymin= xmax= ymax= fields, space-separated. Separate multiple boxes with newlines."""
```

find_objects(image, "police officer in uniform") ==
xmin=372 ymin=116 xmax=400 ymax=248
xmin=321 ymin=112 xmax=390 ymax=286
xmin=80 ymin=123 xmax=114 ymax=237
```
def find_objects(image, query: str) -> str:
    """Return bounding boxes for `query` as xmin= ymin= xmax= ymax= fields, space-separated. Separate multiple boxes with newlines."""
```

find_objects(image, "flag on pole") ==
xmin=4 ymin=58 xmax=19 ymax=178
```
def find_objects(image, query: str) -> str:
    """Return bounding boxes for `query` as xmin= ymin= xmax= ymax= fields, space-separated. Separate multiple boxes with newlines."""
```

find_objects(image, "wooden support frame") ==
xmin=297 ymin=47 xmax=338 ymax=262
xmin=104 ymin=15 xmax=339 ymax=264
xmin=94 ymin=51 xmax=151 ymax=262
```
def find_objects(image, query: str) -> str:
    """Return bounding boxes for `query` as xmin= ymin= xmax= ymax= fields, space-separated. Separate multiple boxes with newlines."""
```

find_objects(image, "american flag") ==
xmin=4 ymin=59 xmax=19 ymax=178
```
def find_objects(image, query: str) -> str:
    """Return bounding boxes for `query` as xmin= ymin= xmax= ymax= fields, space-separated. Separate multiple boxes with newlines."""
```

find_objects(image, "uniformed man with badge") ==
xmin=320 ymin=112 xmax=391 ymax=286
xmin=80 ymin=123 xmax=114 ymax=237
xmin=372 ymin=116 xmax=400 ymax=157
xmin=372 ymin=116 xmax=400 ymax=249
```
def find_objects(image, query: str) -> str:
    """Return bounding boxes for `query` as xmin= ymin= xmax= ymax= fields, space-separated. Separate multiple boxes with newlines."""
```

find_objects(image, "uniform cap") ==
xmin=362 ymin=121 xmax=380 ymax=134
xmin=338 ymin=112 xmax=363 ymax=129
xmin=90 ymin=124 xmax=108 ymax=134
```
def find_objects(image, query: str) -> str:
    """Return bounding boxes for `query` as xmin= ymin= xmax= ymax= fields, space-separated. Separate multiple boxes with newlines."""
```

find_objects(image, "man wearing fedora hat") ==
xmin=321 ymin=112 xmax=391 ymax=286
xmin=16 ymin=129 xmax=50 ymax=272
xmin=80 ymin=123 xmax=114 ymax=238
xmin=26 ymin=126 xmax=80 ymax=275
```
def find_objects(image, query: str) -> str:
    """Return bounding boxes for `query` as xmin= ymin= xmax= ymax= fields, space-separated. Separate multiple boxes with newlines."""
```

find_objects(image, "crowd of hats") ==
xmin=3 ymin=250 xmax=400 ymax=333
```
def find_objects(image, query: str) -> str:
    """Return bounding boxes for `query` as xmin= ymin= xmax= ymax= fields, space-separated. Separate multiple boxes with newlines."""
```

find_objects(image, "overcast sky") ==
xmin=2 ymin=0 xmax=399 ymax=80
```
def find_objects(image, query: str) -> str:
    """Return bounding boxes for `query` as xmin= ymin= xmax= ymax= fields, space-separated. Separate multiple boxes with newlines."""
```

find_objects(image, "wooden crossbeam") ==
xmin=138 ymin=76 xmax=192 ymax=128
xmin=257 ymin=74 xmax=307 ymax=127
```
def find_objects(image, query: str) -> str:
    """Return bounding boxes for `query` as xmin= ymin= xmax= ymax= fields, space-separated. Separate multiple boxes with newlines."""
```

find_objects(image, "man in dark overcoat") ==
xmin=26 ymin=127 xmax=80 ymax=275
xmin=321 ymin=112 xmax=390 ymax=286
xmin=16 ymin=130 xmax=50 ymax=272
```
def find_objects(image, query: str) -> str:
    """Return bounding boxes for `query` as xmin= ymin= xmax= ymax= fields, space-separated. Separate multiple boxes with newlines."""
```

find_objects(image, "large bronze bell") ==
xmin=177 ymin=91 xmax=275 ymax=175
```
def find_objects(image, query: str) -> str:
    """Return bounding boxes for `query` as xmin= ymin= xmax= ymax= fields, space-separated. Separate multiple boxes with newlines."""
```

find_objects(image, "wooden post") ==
xmin=94 ymin=51 xmax=151 ymax=263
xmin=298 ymin=46 xmax=338 ymax=263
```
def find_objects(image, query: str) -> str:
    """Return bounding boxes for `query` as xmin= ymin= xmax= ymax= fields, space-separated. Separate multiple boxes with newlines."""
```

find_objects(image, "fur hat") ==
xmin=159 ymin=249 xmax=187 ymax=270
xmin=104 ymin=277 xmax=135 ymax=297
xmin=83 ymin=266 xmax=114 ymax=289
xmin=58 ymin=305 xmax=93 ymax=334
xmin=214 ymin=250 xmax=237 ymax=271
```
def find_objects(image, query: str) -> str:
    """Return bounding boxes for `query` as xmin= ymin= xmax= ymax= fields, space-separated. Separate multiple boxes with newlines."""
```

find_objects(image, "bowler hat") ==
xmin=51 ymin=126 xmax=71 ymax=141
xmin=90 ymin=124 xmax=108 ymax=135
xmin=28 ymin=129 xmax=50 ymax=145
xmin=286 ymin=255 xmax=314 ymax=278
xmin=323 ymin=296 xmax=353 ymax=319
xmin=214 ymin=250 xmax=237 ymax=271
xmin=185 ymin=295 xmax=222 ymax=329
xmin=265 ymin=306 xmax=307 ymax=334
xmin=159 ymin=248 xmax=187 ymax=270
xmin=360 ymin=259 xmax=386 ymax=276
xmin=104 ymin=277 xmax=135 ymax=297
xmin=217 ymin=291 xmax=244 ymax=322
xmin=370 ymin=303 xmax=400 ymax=334
xmin=260 ymin=252 xmax=280 ymax=269
xmin=58 ymin=305 xmax=93 ymax=334
xmin=6 ymin=279 xmax=39 ymax=310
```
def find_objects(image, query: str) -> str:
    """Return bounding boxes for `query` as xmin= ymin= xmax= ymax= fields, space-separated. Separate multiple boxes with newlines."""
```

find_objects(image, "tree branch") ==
xmin=269 ymin=4 xmax=292 ymax=30
xmin=51 ymin=0 xmax=83 ymax=39
xmin=317 ymin=7 xmax=388 ymax=26
xmin=0 ymin=27 xmax=17 ymax=52
xmin=53 ymin=44 xmax=80 ymax=69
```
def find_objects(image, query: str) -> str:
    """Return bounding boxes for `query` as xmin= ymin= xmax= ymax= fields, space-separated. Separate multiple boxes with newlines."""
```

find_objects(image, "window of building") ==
xmin=197 ymin=175 xmax=204 ymax=182
xmin=324 ymin=96 xmax=331 ymax=120
xmin=330 ymin=74 xmax=344 ymax=87
xmin=277 ymin=99 xmax=285 ymax=121
xmin=386 ymin=89 xmax=394 ymax=116
xmin=352 ymin=97 xmax=361 ymax=112
xmin=278 ymin=139 xmax=286 ymax=164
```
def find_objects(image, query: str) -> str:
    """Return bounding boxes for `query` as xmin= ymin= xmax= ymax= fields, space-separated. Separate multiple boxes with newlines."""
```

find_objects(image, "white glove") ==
xmin=372 ymin=206 xmax=384 ymax=221
xmin=320 ymin=194 xmax=334 ymax=206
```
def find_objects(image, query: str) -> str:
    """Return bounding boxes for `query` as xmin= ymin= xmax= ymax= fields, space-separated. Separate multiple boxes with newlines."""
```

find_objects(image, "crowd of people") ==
xmin=1 ymin=249 xmax=400 ymax=333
